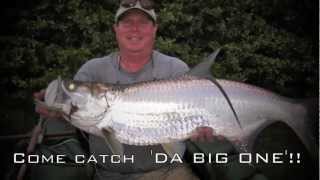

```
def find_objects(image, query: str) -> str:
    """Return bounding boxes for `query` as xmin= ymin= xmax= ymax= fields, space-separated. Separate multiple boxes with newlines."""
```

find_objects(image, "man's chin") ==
xmin=125 ymin=47 xmax=145 ymax=53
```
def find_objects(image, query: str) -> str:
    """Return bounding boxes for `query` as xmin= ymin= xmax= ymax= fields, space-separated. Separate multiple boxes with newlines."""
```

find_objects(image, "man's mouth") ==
xmin=127 ymin=36 xmax=143 ymax=43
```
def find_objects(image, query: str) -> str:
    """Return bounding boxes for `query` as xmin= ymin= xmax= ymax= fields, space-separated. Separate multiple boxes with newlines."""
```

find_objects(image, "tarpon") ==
xmin=37 ymin=49 xmax=317 ymax=159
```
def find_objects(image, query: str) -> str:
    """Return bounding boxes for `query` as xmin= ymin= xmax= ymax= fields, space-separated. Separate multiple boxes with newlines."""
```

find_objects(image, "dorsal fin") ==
xmin=187 ymin=48 xmax=221 ymax=78
xmin=188 ymin=48 xmax=242 ymax=129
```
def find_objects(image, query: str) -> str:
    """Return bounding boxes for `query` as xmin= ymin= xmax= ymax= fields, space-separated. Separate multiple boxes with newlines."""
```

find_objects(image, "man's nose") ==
xmin=130 ymin=22 xmax=140 ymax=31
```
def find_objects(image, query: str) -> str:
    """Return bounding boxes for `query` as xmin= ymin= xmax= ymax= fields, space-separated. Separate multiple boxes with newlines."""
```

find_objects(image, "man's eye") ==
xmin=121 ymin=20 xmax=132 ymax=26
xmin=140 ymin=20 xmax=150 ymax=25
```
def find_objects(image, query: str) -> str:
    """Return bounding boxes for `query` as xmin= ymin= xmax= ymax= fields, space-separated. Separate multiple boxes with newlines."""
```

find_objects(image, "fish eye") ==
xmin=68 ymin=83 xmax=76 ymax=91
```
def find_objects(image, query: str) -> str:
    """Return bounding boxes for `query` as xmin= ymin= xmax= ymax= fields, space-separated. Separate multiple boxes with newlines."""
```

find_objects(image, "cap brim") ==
xmin=115 ymin=2 xmax=156 ymax=23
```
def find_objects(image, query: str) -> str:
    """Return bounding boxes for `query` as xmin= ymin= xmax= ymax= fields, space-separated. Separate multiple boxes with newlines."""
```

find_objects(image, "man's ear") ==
xmin=113 ymin=24 xmax=117 ymax=32
xmin=153 ymin=23 xmax=158 ymax=33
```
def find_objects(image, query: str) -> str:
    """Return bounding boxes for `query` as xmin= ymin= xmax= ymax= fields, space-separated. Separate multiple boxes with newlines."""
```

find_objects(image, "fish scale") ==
xmin=95 ymin=77 xmax=235 ymax=145
xmin=109 ymin=108 xmax=212 ymax=145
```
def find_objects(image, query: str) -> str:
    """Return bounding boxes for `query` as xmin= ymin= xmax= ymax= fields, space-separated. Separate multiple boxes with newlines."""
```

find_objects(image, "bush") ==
xmin=0 ymin=0 xmax=317 ymax=133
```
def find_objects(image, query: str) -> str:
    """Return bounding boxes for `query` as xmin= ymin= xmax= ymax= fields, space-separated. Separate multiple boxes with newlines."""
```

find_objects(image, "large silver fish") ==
xmin=38 ymin=50 xmax=316 ymax=158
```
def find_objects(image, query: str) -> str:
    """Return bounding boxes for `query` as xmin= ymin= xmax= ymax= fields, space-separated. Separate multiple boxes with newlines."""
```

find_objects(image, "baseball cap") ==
xmin=115 ymin=0 xmax=157 ymax=23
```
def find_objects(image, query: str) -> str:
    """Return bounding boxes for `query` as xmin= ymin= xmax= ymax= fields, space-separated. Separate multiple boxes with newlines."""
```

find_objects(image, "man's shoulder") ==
xmin=153 ymin=50 xmax=187 ymax=66
xmin=82 ymin=53 xmax=116 ymax=68
xmin=153 ymin=50 xmax=190 ymax=78
xmin=74 ymin=52 xmax=117 ymax=82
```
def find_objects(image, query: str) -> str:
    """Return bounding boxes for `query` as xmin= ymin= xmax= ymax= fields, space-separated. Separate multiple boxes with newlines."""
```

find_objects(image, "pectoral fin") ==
xmin=161 ymin=142 xmax=186 ymax=159
xmin=102 ymin=128 xmax=124 ymax=160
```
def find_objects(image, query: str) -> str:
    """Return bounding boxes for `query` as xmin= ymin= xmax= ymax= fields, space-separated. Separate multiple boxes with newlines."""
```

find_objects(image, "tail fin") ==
xmin=294 ymin=98 xmax=318 ymax=160
xmin=302 ymin=98 xmax=318 ymax=127
xmin=302 ymin=98 xmax=319 ymax=151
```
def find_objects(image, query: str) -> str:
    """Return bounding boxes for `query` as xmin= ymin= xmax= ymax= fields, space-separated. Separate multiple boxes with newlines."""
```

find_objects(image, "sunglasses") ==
xmin=120 ymin=0 xmax=155 ymax=10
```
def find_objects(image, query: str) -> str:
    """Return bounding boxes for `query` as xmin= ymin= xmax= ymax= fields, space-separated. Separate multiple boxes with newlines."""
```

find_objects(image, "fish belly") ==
xmin=104 ymin=79 xmax=241 ymax=145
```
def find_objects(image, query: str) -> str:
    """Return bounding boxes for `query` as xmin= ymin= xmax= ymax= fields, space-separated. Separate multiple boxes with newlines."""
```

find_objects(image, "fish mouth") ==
xmin=44 ymin=77 xmax=78 ymax=116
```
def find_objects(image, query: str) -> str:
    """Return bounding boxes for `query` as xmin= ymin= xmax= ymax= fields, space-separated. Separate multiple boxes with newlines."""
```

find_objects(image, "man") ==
xmin=35 ymin=1 xmax=270 ymax=180
xmin=35 ymin=0 xmax=212 ymax=179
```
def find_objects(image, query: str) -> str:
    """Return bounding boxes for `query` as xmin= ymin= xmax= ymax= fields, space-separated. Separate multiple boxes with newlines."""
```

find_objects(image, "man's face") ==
xmin=114 ymin=9 xmax=158 ymax=54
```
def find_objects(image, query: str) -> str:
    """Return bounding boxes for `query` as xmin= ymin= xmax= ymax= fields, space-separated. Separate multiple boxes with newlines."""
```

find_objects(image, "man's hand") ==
xmin=190 ymin=127 xmax=224 ymax=142
xmin=33 ymin=90 xmax=62 ymax=119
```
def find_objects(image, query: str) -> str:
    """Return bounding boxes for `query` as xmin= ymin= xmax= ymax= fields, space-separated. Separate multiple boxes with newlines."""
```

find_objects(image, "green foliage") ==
xmin=155 ymin=0 xmax=316 ymax=97
xmin=0 ymin=0 xmax=316 ymax=100
xmin=0 ymin=2 xmax=316 ymax=178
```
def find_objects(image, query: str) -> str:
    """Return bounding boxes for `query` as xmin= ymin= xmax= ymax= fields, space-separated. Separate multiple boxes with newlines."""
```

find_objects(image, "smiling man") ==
xmin=73 ymin=1 xmax=210 ymax=179
xmin=35 ymin=0 xmax=212 ymax=179
xmin=34 ymin=1 xmax=271 ymax=180
xmin=114 ymin=8 xmax=157 ymax=58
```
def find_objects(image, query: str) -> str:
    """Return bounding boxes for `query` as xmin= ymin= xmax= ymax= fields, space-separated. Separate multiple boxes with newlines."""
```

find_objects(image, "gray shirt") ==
xmin=74 ymin=50 xmax=190 ymax=179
